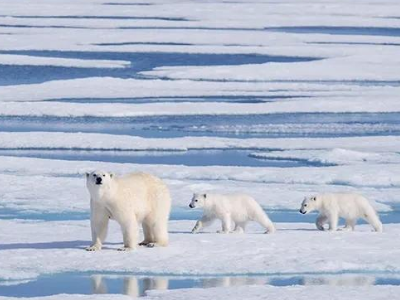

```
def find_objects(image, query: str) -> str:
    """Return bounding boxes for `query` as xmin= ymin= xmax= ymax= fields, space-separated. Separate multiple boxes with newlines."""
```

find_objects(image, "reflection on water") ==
xmin=1 ymin=273 xmax=399 ymax=298
xmin=92 ymin=275 xmax=169 ymax=297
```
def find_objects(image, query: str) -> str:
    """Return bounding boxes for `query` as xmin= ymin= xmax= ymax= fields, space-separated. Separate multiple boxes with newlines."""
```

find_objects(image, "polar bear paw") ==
xmin=86 ymin=245 xmax=101 ymax=251
xmin=338 ymin=226 xmax=353 ymax=232
xmin=117 ymin=246 xmax=134 ymax=251
xmin=139 ymin=242 xmax=156 ymax=248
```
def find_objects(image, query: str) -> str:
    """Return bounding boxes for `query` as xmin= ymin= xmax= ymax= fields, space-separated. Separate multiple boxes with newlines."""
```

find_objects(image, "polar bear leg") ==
xmin=315 ymin=214 xmax=328 ymax=231
xmin=151 ymin=219 xmax=169 ymax=247
xmin=119 ymin=218 xmax=138 ymax=251
xmin=363 ymin=211 xmax=383 ymax=233
xmin=255 ymin=213 xmax=275 ymax=234
xmin=218 ymin=214 xmax=232 ymax=233
xmin=192 ymin=215 xmax=215 ymax=233
xmin=327 ymin=212 xmax=339 ymax=231
xmin=341 ymin=219 xmax=356 ymax=231
xmin=87 ymin=204 xmax=109 ymax=251
xmin=234 ymin=222 xmax=246 ymax=233
xmin=140 ymin=222 xmax=155 ymax=246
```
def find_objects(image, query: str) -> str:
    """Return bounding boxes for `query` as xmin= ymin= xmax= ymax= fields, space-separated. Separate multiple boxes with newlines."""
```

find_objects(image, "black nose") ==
xmin=189 ymin=204 xmax=194 ymax=208
xmin=299 ymin=210 xmax=305 ymax=214
xmin=96 ymin=177 xmax=102 ymax=184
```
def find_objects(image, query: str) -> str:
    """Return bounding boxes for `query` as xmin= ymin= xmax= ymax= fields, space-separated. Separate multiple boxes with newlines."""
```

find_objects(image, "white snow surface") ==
xmin=0 ymin=219 xmax=399 ymax=282
xmin=1 ymin=132 xmax=400 ymax=152
xmin=0 ymin=296 xmax=129 ymax=300
xmin=1 ymin=0 xmax=400 ymax=297
xmin=0 ymin=54 xmax=130 ymax=68
xmin=1 ymin=77 xmax=397 ymax=102
xmin=3 ymin=95 xmax=400 ymax=116
xmin=145 ymin=285 xmax=400 ymax=300
xmin=143 ymin=53 xmax=400 ymax=81
xmin=0 ymin=156 xmax=397 ymax=214
xmin=250 ymin=148 xmax=400 ymax=166
xmin=2 ymin=285 xmax=400 ymax=300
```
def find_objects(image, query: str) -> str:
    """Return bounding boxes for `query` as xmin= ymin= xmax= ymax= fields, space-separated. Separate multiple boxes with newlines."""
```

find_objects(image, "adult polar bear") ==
xmin=189 ymin=193 xmax=275 ymax=234
xmin=86 ymin=171 xmax=171 ymax=251
xmin=300 ymin=193 xmax=382 ymax=232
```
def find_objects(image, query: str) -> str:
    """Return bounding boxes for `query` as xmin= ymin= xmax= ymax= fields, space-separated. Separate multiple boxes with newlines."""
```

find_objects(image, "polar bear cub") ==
xmin=86 ymin=171 xmax=171 ymax=251
xmin=189 ymin=193 xmax=275 ymax=234
xmin=300 ymin=193 xmax=382 ymax=232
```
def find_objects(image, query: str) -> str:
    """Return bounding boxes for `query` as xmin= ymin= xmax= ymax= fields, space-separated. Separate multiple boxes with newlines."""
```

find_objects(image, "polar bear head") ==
xmin=86 ymin=170 xmax=115 ymax=193
xmin=299 ymin=195 xmax=318 ymax=214
xmin=189 ymin=193 xmax=207 ymax=208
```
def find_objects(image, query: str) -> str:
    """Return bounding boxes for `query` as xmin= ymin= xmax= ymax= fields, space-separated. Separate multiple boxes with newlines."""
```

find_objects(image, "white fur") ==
xmin=300 ymin=193 xmax=383 ymax=232
xmin=86 ymin=170 xmax=171 ymax=251
xmin=189 ymin=193 xmax=275 ymax=234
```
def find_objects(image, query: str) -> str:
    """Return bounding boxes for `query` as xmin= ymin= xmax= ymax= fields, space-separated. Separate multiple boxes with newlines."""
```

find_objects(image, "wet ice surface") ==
xmin=0 ymin=50 xmax=317 ymax=85
xmin=264 ymin=26 xmax=400 ymax=37
xmin=2 ymin=113 xmax=400 ymax=138
xmin=0 ymin=149 xmax=334 ymax=168
xmin=1 ymin=206 xmax=399 ymax=225
xmin=1 ymin=0 xmax=400 ymax=298
xmin=1 ymin=272 xmax=400 ymax=298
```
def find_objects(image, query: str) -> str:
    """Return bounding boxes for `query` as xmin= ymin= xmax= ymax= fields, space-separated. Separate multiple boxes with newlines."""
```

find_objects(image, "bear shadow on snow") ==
xmin=0 ymin=240 xmax=119 ymax=251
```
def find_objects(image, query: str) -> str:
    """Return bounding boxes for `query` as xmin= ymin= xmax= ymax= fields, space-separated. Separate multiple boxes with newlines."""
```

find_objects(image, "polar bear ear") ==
xmin=85 ymin=172 xmax=90 ymax=178
xmin=203 ymin=193 xmax=207 ymax=198
xmin=109 ymin=173 xmax=115 ymax=178
xmin=312 ymin=196 xmax=317 ymax=201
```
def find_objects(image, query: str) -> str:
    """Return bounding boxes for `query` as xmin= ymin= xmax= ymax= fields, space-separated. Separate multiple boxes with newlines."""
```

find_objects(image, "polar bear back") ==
xmin=206 ymin=193 xmax=265 ymax=222
xmin=318 ymin=193 xmax=377 ymax=219
xmin=114 ymin=172 xmax=171 ymax=220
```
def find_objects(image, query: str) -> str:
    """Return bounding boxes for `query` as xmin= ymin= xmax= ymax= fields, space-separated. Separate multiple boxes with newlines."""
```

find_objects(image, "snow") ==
xmin=2 ymin=285 xmax=400 ymax=300
xmin=2 ymin=95 xmax=400 ymax=116
xmin=142 ymin=52 xmax=400 ymax=81
xmin=2 ymin=77 xmax=395 ymax=102
xmin=0 ymin=54 xmax=130 ymax=68
xmin=146 ymin=285 xmax=400 ymax=300
xmin=179 ymin=123 xmax=400 ymax=136
xmin=1 ymin=0 xmax=400 ymax=297
xmin=250 ymin=148 xmax=400 ymax=166
xmin=0 ymin=156 xmax=397 ymax=214
xmin=0 ymin=296 xmax=129 ymax=300
xmin=0 ymin=219 xmax=399 ymax=283
xmin=2 ymin=132 xmax=400 ymax=152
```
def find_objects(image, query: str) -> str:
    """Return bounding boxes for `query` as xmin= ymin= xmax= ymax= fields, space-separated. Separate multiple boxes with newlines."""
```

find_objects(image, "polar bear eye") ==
xmin=304 ymin=204 xmax=308 ymax=207
xmin=195 ymin=200 xmax=198 ymax=202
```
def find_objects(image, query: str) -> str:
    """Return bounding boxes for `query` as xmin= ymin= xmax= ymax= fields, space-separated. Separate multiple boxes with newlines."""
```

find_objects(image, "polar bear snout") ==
xmin=189 ymin=193 xmax=206 ymax=209
xmin=95 ymin=177 xmax=103 ymax=185
xmin=299 ymin=209 xmax=307 ymax=214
